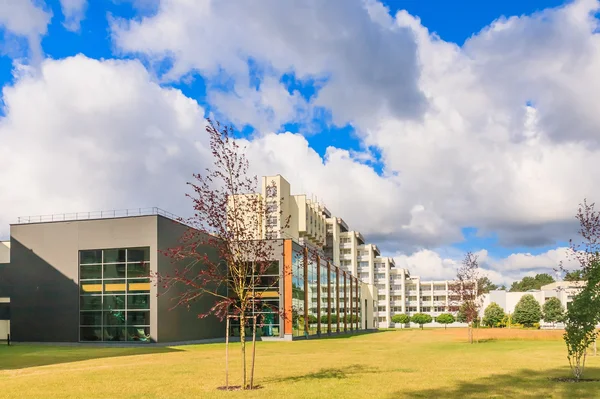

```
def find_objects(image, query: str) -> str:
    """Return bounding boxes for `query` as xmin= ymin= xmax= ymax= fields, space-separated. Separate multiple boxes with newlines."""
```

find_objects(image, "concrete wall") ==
xmin=156 ymin=216 xmax=225 ymax=342
xmin=0 ymin=241 xmax=9 ymax=263
xmin=3 ymin=216 xmax=158 ymax=342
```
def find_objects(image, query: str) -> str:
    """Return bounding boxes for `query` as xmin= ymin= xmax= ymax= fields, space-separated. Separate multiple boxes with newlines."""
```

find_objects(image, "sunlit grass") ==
xmin=0 ymin=328 xmax=599 ymax=398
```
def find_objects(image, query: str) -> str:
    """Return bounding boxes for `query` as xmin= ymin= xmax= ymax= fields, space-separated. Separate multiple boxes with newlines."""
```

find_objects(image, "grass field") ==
xmin=1 ymin=328 xmax=599 ymax=398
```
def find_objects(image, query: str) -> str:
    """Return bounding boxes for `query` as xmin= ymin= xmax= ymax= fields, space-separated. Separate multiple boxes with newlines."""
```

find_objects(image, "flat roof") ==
xmin=12 ymin=207 xmax=183 ymax=226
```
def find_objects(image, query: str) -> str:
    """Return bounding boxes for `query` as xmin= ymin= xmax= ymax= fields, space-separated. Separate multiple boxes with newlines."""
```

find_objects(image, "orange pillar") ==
xmin=283 ymin=239 xmax=293 ymax=338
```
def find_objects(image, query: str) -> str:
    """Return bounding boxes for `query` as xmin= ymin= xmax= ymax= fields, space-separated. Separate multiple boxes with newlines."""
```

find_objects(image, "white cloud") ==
xmin=111 ymin=0 xmax=426 ymax=132
xmin=0 ymin=0 xmax=51 ymax=64
xmin=60 ymin=0 xmax=87 ymax=31
xmin=0 ymin=55 xmax=210 ymax=238
xmin=107 ymin=0 xmax=600 ymax=253
xmin=394 ymin=247 xmax=576 ymax=285
xmin=2 ymin=0 xmax=600 ymax=284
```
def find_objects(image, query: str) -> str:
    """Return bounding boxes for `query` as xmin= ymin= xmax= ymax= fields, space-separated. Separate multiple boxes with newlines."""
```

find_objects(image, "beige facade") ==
xmin=238 ymin=175 xmax=464 ymax=328
xmin=0 ymin=241 xmax=9 ymax=264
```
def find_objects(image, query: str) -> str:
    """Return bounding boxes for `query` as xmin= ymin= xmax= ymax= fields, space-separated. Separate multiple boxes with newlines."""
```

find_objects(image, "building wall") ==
xmin=155 ymin=216 xmax=226 ymax=343
xmin=2 ymin=216 xmax=158 ymax=342
xmin=0 ymin=241 xmax=9 ymax=264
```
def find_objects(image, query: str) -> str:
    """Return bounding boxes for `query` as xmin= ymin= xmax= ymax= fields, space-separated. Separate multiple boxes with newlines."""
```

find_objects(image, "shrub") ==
xmin=483 ymin=302 xmax=506 ymax=328
xmin=391 ymin=314 xmax=411 ymax=327
xmin=410 ymin=313 xmax=433 ymax=329
xmin=435 ymin=313 xmax=455 ymax=329
xmin=512 ymin=294 xmax=542 ymax=327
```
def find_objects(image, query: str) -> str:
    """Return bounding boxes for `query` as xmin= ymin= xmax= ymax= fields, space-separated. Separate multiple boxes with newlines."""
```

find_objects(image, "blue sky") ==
xmin=0 ymin=0 xmax=594 ymax=283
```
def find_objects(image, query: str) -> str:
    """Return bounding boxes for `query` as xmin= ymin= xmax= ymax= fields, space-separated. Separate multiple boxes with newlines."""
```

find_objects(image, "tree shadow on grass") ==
xmin=390 ymin=367 xmax=600 ymax=399
xmin=0 ymin=345 xmax=182 ymax=370
xmin=266 ymin=364 xmax=380 ymax=383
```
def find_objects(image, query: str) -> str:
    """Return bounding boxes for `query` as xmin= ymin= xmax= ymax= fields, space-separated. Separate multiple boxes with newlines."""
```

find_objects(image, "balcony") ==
xmin=434 ymin=290 xmax=448 ymax=295
xmin=354 ymin=231 xmax=365 ymax=244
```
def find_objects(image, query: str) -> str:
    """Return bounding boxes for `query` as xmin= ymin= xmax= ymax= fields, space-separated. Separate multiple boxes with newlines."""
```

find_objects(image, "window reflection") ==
xmin=79 ymin=247 xmax=151 ymax=342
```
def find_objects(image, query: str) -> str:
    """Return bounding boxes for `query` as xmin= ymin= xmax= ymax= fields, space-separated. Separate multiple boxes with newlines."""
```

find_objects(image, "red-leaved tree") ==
xmin=449 ymin=252 xmax=482 ymax=344
xmin=157 ymin=119 xmax=289 ymax=390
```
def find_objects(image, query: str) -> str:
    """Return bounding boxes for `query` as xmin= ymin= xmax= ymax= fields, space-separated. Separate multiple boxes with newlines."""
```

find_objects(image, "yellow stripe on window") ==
xmin=82 ymin=284 xmax=102 ymax=293
xmin=129 ymin=282 xmax=151 ymax=291
xmin=105 ymin=283 xmax=126 ymax=292
xmin=254 ymin=291 xmax=279 ymax=298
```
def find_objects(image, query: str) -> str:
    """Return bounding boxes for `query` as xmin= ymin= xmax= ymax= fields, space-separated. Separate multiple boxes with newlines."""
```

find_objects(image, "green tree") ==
xmin=435 ymin=313 xmax=455 ymax=329
xmin=512 ymin=294 xmax=542 ymax=327
xmin=483 ymin=302 xmax=505 ymax=327
xmin=564 ymin=270 xmax=585 ymax=281
xmin=391 ymin=314 xmax=410 ymax=328
xmin=561 ymin=199 xmax=600 ymax=380
xmin=509 ymin=273 xmax=555 ymax=292
xmin=477 ymin=276 xmax=498 ymax=294
xmin=542 ymin=297 xmax=564 ymax=326
xmin=411 ymin=313 xmax=433 ymax=329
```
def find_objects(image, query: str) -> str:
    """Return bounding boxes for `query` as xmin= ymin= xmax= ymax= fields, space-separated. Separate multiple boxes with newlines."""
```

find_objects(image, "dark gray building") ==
xmin=0 ymin=209 xmax=224 ymax=343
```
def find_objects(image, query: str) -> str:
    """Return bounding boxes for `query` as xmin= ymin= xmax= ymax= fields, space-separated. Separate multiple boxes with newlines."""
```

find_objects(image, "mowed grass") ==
xmin=1 ymin=329 xmax=599 ymax=398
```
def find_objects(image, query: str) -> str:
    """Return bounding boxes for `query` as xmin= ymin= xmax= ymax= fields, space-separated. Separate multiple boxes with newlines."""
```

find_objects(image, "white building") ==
xmin=242 ymin=175 xmax=459 ymax=328
xmin=480 ymin=281 xmax=588 ymax=327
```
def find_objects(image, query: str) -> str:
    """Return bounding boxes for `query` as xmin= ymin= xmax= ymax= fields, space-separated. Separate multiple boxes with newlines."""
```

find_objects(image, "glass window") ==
xmin=80 ymin=265 xmax=102 ymax=280
xmin=104 ymin=327 xmax=127 ymax=341
xmin=80 ymin=311 xmax=102 ymax=326
xmin=103 ymin=295 xmax=126 ymax=310
xmin=127 ymin=262 xmax=150 ymax=278
xmin=104 ymin=310 xmax=126 ymax=326
xmin=80 ymin=295 xmax=102 ymax=311
xmin=79 ymin=247 xmax=151 ymax=343
xmin=80 ymin=327 xmax=102 ymax=341
xmin=127 ymin=311 xmax=150 ymax=325
xmin=128 ymin=295 xmax=150 ymax=310
xmin=127 ymin=326 xmax=150 ymax=342
xmin=103 ymin=249 xmax=126 ymax=263
xmin=127 ymin=248 xmax=150 ymax=262
xmin=80 ymin=250 xmax=102 ymax=264
xmin=103 ymin=263 xmax=126 ymax=279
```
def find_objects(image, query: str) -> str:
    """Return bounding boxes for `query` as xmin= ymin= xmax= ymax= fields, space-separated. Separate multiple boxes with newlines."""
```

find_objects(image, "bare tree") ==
xmin=449 ymin=252 xmax=482 ymax=344
xmin=157 ymin=119 xmax=289 ymax=390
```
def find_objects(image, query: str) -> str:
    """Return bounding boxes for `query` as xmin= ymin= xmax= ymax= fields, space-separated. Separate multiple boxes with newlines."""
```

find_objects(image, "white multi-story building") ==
xmin=243 ymin=174 xmax=459 ymax=327
xmin=480 ymin=281 xmax=589 ymax=327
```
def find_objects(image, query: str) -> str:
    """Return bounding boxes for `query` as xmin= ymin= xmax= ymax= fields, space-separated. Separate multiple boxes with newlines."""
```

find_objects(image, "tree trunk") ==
xmin=250 ymin=316 xmax=257 ymax=389
xmin=445 ymin=324 xmax=447 ymax=330
xmin=240 ymin=314 xmax=247 ymax=389
xmin=225 ymin=316 xmax=230 ymax=389
xmin=468 ymin=322 xmax=473 ymax=344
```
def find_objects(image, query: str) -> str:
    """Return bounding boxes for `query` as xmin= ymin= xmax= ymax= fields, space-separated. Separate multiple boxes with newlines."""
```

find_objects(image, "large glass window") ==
xmin=319 ymin=260 xmax=328 ymax=334
xmin=307 ymin=256 xmax=318 ymax=335
xmin=291 ymin=246 xmax=305 ymax=337
xmin=79 ymin=247 xmax=151 ymax=342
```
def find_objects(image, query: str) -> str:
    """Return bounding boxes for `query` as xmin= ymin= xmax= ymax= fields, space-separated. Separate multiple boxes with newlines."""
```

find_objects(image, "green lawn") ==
xmin=0 ymin=329 xmax=599 ymax=398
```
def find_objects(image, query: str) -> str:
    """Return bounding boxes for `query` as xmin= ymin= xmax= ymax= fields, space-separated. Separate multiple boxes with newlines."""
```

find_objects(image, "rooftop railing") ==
xmin=15 ymin=207 xmax=183 ymax=224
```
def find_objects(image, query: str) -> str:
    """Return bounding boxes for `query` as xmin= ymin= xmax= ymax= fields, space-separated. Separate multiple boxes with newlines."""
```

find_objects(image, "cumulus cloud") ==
xmin=0 ymin=0 xmax=51 ymax=64
xmin=2 ymin=0 xmax=600 ymax=283
xmin=107 ymin=0 xmax=600 ymax=253
xmin=395 ymin=247 xmax=576 ymax=285
xmin=0 ymin=55 xmax=210 ymax=238
xmin=111 ymin=0 xmax=426 ymax=132
xmin=59 ymin=0 xmax=87 ymax=31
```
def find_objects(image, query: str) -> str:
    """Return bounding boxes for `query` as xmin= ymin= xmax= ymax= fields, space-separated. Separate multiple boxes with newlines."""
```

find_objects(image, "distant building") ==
xmin=480 ymin=281 xmax=590 ymax=326
xmin=238 ymin=174 xmax=463 ymax=328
